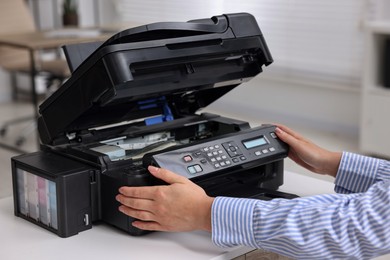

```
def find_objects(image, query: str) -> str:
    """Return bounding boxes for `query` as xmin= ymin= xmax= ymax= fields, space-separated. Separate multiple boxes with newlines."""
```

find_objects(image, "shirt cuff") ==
xmin=211 ymin=196 xmax=259 ymax=248
xmin=334 ymin=152 xmax=381 ymax=193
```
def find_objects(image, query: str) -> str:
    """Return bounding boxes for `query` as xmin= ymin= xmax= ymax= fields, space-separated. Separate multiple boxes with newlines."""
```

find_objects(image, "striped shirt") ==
xmin=211 ymin=152 xmax=390 ymax=259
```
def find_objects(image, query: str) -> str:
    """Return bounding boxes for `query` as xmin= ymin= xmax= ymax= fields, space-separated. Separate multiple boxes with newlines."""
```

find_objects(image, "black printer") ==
xmin=11 ymin=13 xmax=297 ymax=238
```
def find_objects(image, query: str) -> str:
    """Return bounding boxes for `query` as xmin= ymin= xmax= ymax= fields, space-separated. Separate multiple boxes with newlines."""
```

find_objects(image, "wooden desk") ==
xmin=0 ymin=28 xmax=113 ymax=152
xmin=0 ymin=29 xmax=111 ymax=50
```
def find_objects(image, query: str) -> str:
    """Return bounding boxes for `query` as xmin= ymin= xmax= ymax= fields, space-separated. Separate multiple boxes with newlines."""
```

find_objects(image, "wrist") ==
xmin=325 ymin=151 xmax=342 ymax=178
xmin=200 ymin=197 xmax=214 ymax=232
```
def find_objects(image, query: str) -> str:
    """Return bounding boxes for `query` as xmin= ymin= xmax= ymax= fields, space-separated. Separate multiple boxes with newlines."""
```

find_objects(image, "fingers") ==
xmin=116 ymin=194 xmax=154 ymax=211
xmin=118 ymin=205 xmax=155 ymax=222
xmin=148 ymin=166 xmax=188 ymax=185
xmin=131 ymin=220 xmax=163 ymax=231
xmin=118 ymin=166 xmax=187 ymax=198
xmin=275 ymin=124 xmax=306 ymax=141
xmin=117 ymin=167 xmax=189 ymax=226
xmin=118 ymin=185 xmax=158 ymax=199
xmin=275 ymin=126 xmax=301 ymax=147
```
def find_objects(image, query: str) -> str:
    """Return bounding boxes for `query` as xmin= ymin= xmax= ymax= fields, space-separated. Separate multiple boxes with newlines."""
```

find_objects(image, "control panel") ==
xmin=147 ymin=125 xmax=288 ymax=179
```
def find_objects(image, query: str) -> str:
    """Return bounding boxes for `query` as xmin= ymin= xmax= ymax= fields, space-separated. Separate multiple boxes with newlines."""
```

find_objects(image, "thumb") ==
xmin=148 ymin=165 xmax=188 ymax=185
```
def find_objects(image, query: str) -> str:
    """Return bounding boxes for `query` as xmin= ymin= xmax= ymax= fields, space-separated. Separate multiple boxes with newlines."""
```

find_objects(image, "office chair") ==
xmin=0 ymin=0 xmax=70 ymax=147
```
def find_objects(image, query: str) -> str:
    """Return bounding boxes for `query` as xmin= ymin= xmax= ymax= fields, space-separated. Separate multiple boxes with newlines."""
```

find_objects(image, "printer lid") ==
xmin=38 ymin=13 xmax=273 ymax=145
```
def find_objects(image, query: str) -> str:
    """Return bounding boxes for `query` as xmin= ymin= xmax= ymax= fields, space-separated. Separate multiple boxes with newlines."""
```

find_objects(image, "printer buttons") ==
xmin=194 ymin=151 xmax=202 ymax=157
xmin=193 ymin=164 xmax=203 ymax=173
xmin=240 ymin=156 xmax=247 ymax=161
xmin=262 ymin=149 xmax=269 ymax=154
xmin=270 ymin=132 xmax=277 ymax=139
xmin=187 ymin=166 xmax=197 ymax=174
xmin=255 ymin=151 xmax=262 ymax=156
xmin=232 ymin=158 xmax=240 ymax=163
xmin=183 ymin=155 xmax=193 ymax=162
xmin=187 ymin=164 xmax=203 ymax=174
xmin=269 ymin=147 xmax=276 ymax=152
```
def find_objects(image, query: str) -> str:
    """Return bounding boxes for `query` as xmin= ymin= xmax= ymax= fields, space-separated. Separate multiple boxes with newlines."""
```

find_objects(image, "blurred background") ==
xmin=1 ymin=0 xmax=389 ymax=148
xmin=0 ymin=1 xmax=389 ymax=258
xmin=0 ymin=0 xmax=389 ymax=189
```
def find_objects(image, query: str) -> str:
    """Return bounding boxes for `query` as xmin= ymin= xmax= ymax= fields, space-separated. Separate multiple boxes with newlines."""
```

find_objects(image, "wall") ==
xmin=206 ymin=76 xmax=360 ymax=136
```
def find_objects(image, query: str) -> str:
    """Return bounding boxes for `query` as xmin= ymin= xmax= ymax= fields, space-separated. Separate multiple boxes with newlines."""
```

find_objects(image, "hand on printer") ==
xmin=116 ymin=166 xmax=215 ymax=232
xmin=115 ymin=124 xmax=342 ymax=234
xmin=275 ymin=124 xmax=342 ymax=178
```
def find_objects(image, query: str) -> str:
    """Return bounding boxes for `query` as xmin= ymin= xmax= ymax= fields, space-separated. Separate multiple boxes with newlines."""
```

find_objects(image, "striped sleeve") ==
xmin=335 ymin=152 xmax=390 ymax=194
xmin=211 ymin=155 xmax=390 ymax=259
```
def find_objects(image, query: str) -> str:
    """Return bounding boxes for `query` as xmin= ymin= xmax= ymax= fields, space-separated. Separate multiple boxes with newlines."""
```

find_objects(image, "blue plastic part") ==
xmin=139 ymin=97 xmax=174 ymax=125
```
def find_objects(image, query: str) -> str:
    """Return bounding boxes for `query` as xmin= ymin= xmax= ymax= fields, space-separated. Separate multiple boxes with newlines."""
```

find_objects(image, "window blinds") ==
xmin=113 ymin=0 xmax=368 ymax=89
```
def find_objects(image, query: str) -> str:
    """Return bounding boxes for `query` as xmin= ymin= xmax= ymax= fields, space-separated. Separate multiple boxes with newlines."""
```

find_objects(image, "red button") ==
xmin=183 ymin=155 xmax=193 ymax=162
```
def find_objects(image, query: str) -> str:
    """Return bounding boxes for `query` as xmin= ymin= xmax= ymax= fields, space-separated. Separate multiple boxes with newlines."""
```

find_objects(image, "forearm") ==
xmin=212 ymin=182 xmax=390 ymax=259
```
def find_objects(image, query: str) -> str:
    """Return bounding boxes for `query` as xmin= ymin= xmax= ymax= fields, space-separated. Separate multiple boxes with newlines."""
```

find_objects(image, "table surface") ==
xmin=0 ymin=171 xmax=335 ymax=260
xmin=0 ymin=28 xmax=114 ymax=50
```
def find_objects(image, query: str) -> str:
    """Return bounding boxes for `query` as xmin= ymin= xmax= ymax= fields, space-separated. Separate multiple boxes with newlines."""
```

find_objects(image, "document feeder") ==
xmin=11 ymin=13 xmax=297 ymax=238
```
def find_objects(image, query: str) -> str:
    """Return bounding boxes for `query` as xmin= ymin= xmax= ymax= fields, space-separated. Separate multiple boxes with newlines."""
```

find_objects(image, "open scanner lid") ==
xmin=38 ymin=13 xmax=273 ymax=145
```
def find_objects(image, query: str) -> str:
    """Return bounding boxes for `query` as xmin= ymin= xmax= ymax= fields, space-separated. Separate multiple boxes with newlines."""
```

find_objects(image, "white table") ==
xmin=0 ymin=171 xmax=334 ymax=260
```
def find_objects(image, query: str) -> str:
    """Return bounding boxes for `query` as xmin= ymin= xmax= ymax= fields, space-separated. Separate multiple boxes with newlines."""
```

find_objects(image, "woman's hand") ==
xmin=275 ymin=125 xmax=342 ymax=177
xmin=116 ymin=166 xmax=214 ymax=232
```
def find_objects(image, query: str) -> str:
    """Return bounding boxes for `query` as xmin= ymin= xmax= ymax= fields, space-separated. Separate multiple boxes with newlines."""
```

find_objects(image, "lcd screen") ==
xmin=243 ymin=136 xmax=267 ymax=149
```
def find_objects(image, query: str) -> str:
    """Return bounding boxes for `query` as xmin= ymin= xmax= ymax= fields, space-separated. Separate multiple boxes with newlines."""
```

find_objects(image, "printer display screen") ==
xmin=242 ymin=136 xmax=268 ymax=149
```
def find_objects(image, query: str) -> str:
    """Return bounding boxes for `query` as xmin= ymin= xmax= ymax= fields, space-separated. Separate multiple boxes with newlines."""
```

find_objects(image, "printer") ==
xmin=11 ymin=13 xmax=297 ymax=238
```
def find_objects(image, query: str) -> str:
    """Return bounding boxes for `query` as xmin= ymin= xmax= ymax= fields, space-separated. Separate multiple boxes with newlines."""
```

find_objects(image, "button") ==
xmin=218 ymin=150 xmax=223 ymax=154
xmin=262 ymin=149 xmax=269 ymax=154
xmin=214 ymin=163 xmax=220 ymax=168
xmin=269 ymin=147 xmax=276 ymax=152
xmin=225 ymin=160 xmax=231 ymax=165
xmin=212 ymin=151 xmax=218 ymax=156
xmin=203 ymin=147 xmax=209 ymax=152
xmin=187 ymin=166 xmax=197 ymax=174
xmin=215 ymin=145 xmax=220 ymax=149
xmin=232 ymin=158 xmax=239 ymax=163
xmin=183 ymin=155 xmax=193 ymax=162
xmin=216 ymin=156 xmax=222 ymax=161
xmin=211 ymin=158 xmax=216 ymax=162
xmin=255 ymin=151 xmax=262 ymax=156
xmin=194 ymin=151 xmax=202 ymax=157
xmin=220 ymin=162 xmax=226 ymax=167
xmin=270 ymin=132 xmax=277 ymax=138
xmin=221 ymin=155 xmax=227 ymax=159
xmin=207 ymin=153 xmax=212 ymax=157
xmin=200 ymin=159 xmax=207 ymax=164
xmin=194 ymin=164 xmax=203 ymax=173
xmin=240 ymin=156 xmax=246 ymax=161
xmin=222 ymin=141 xmax=243 ymax=157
